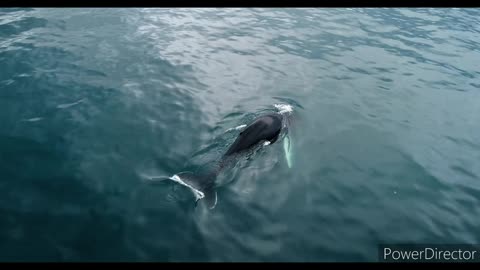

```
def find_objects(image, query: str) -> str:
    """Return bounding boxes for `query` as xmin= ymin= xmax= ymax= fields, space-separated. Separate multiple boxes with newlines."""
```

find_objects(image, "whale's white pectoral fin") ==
xmin=283 ymin=134 xmax=293 ymax=169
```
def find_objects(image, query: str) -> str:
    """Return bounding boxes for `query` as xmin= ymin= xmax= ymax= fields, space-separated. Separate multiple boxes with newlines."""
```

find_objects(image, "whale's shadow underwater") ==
xmin=149 ymin=104 xmax=296 ymax=210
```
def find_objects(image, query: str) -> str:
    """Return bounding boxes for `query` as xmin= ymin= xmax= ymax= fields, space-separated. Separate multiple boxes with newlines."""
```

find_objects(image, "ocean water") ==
xmin=0 ymin=8 xmax=479 ymax=262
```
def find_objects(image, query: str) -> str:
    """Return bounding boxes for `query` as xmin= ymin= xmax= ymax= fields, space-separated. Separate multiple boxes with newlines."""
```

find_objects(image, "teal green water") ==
xmin=1 ymin=8 xmax=479 ymax=262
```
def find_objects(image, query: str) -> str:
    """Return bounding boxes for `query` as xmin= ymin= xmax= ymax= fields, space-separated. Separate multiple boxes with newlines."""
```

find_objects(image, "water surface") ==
xmin=0 ymin=8 xmax=479 ymax=262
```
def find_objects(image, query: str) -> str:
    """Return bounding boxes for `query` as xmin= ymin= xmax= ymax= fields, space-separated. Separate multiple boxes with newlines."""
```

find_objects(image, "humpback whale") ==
xmin=158 ymin=104 xmax=294 ymax=209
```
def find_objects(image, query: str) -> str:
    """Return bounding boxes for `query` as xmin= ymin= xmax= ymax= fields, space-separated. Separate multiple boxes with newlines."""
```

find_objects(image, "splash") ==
xmin=274 ymin=103 xmax=293 ymax=114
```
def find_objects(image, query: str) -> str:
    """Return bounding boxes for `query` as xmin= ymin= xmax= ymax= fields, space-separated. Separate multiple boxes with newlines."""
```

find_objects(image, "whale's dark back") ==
xmin=223 ymin=113 xmax=283 ymax=157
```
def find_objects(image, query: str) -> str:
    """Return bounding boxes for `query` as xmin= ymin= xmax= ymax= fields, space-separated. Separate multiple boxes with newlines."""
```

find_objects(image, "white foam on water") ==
xmin=57 ymin=98 xmax=85 ymax=109
xmin=170 ymin=174 xmax=205 ymax=200
xmin=22 ymin=117 xmax=43 ymax=122
xmin=140 ymin=173 xmax=170 ymax=182
xmin=236 ymin=124 xmax=247 ymax=130
xmin=226 ymin=124 xmax=247 ymax=132
xmin=263 ymin=141 xmax=271 ymax=146
xmin=274 ymin=103 xmax=293 ymax=114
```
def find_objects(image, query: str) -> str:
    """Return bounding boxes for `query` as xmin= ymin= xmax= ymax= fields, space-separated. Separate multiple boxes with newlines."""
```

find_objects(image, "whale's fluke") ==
xmin=173 ymin=172 xmax=218 ymax=209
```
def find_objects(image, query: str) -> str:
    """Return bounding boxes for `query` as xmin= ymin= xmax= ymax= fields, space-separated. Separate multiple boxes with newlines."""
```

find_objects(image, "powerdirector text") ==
xmin=378 ymin=244 xmax=480 ymax=262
